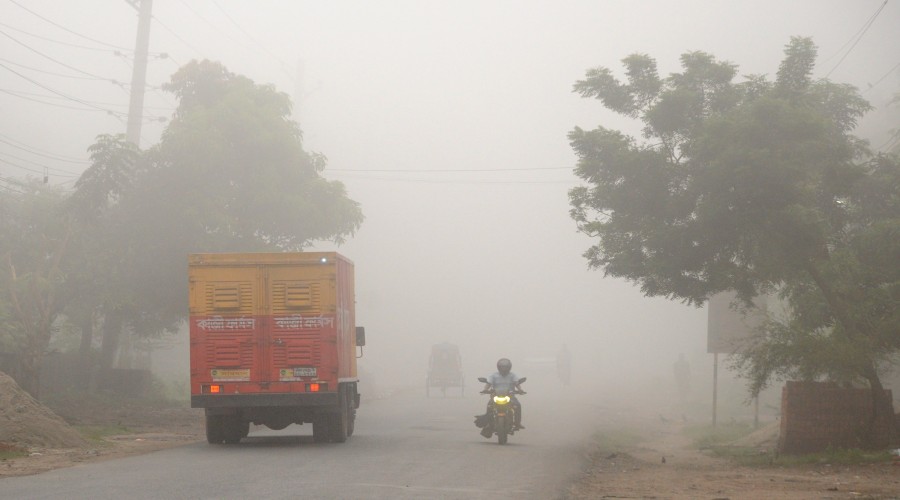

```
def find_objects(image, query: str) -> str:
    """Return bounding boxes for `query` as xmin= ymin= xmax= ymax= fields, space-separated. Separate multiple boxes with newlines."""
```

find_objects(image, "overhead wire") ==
xmin=0 ymin=20 xmax=136 ymax=54
xmin=7 ymin=0 xmax=132 ymax=51
xmin=0 ymin=57 xmax=121 ymax=82
xmin=0 ymin=176 xmax=28 ymax=194
xmin=863 ymin=61 xmax=900 ymax=93
xmin=0 ymin=62 xmax=127 ymax=118
xmin=0 ymin=87 xmax=111 ymax=112
xmin=0 ymin=156 xmax=80 ymax=179
xmin=824 ymin=0 xmax=889 ymax=78
xmin=0 ymin=134 xmax=91 ymax=164
xmin=1 ymin=30 xmax=129 ymax=90
xmin=211 ymin=0 xmax=295 ymax=83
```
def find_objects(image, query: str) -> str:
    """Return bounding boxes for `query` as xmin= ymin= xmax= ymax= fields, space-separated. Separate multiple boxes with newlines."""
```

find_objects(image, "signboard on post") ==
xmin=707 ymin=292 xmax=767 ymax=354
xmin=707 ymin=291 xmax=768 ymax=427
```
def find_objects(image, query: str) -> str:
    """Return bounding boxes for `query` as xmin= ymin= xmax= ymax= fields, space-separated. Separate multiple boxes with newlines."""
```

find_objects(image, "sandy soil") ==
xmin=565 ymin=415 xmax=900 ymax=500
xmin=0 ymin=403 xmax=205 ymax=478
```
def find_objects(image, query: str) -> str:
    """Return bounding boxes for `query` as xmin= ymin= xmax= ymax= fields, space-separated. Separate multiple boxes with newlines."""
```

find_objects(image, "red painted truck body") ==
xmin=188 ymin=252 xmax=363 ymax=443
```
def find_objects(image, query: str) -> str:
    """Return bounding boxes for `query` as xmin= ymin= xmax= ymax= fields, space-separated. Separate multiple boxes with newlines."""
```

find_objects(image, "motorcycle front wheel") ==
xmin=496 ymin=415 xmax=508 ymax=444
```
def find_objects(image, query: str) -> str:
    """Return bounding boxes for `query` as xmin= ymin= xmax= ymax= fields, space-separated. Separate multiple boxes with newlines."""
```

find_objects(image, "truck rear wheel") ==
xmin=206 ymin=415 xmax=225 ymax=444
xmin=223 ymin=416 xmax=246 ymax=444
xmin=346 ymin=388 xmax=357 ymax=437
xmin=328 ymin=402 xmax=348 ymax=443
xmin=312 ymin=418 xmax=329 ymax=443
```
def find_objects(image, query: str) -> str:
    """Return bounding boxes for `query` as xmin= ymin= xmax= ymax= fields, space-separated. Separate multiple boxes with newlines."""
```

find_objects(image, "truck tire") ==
xmin=206 ymin=415 xmax=225 ymax=444
xmin=346 ymin=390 xmax=356 ymax=437
xmin=329 ymin=401 xmax=348 ymax=443
xmin=312 ymin=417 xmax=329 ymax=443
xmin=223 ymin=416 xmax=246 ymax=444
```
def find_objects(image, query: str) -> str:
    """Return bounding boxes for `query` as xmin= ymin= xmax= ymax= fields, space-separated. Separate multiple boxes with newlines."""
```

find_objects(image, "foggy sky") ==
xmin=2 ymin=1 xmax=899 ymax=399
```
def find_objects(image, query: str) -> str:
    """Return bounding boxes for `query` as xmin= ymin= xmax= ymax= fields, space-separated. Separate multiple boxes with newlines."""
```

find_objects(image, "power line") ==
xmin=0 ymin=176 xmax=28 ymax=194
xmin=825 ymin=0 xmax=889 ymax=78
xmin=0 ymin=87 xmax=109 ymax=112
xmin=864 ymin=61 xmax=900 ymax=93
xmin=0 ymin=156 xmax=80 ymax=179
xmin=8 ymin=0 xmax=132 ymax=51
xmin=1 ymin=30 xmax=129 ymax=88
xmin=0 ymin=57 xmax=120 ymax=82
xmin=0 ymin=20 xmax=125 ymax=54
xmin=0 ymin=151 xmax=82 ymax=176
xmin=0 ymin=135 xmax=90 ymax=164
xmin=151 ymin=15 xmax=204 ymax=59
xmin=212 ymin=0 xmax=295 ymax=83
xmin=0 ymin=62 xmax=127 ymax=118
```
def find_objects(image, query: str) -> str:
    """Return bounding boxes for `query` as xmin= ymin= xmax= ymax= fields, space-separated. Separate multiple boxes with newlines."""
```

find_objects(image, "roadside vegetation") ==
xmin=0 ymin=442 xmax=28 ymax=460
xmin=684 ymin=422 xmax=895 ymax=466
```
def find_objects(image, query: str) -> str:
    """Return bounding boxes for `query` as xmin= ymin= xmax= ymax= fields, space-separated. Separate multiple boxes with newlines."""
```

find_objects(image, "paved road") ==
xmin=0 ymin=380 xmax=597 ymax=499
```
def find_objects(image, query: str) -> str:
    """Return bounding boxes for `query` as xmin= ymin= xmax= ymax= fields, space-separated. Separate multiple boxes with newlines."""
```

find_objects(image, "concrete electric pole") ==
xmin=125 ymin=0 xmax=152 ymax=148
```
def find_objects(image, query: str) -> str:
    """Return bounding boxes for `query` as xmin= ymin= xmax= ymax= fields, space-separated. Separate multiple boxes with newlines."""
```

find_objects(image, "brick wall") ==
xmin=778 ymin=381 xmax=897 ymax=454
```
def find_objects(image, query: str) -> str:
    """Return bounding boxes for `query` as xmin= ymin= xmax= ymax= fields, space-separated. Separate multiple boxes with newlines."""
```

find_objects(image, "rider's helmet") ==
xmin=497 ymin=358 xmax=512 ymax=376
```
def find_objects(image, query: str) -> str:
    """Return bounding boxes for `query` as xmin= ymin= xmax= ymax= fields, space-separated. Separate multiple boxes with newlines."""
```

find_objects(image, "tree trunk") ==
xmin=804 ymin=263 xmax=898 ymax=448
xmin=99 ymin=310 xmax=123 ymax=371
xmin=862 ymin=363 xmax=899 ymax=449
xmin=18 ymin=347 xmax=41 ymax=399
xmin=78 ymin=312 xmax=95 ymax=386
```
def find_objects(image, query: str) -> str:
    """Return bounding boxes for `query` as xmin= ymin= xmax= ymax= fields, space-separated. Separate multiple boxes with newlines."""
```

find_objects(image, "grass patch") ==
xmin=708 ymin=445 xmax=894 ymax=467
xmin=684 ymin=424 xmax=894 ymax=466
xmin=683 ymin=421 xmax=755 ymax=448
xmin=75 ymin=424 xmax=133 ymax=442
xmin=0 ymin=442 xmax=28 ymax=460
xmin=773 ymin=448 xmax=893 ymax=466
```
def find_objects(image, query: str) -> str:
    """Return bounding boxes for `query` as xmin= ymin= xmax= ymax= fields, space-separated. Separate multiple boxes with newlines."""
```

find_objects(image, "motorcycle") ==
xmin=474 ymin=376 xmax=526 ymax=444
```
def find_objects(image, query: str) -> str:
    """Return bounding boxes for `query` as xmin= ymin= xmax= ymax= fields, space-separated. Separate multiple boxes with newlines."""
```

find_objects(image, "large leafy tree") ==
xmin=0 ymin=180 xmax=72 ymax=397
xmin=64 ymin=134 xmax=144 ymax=374
xmin=83 ymin=60 xmax=364 ymax=368
xmin=569 ymin=37 xmax=899 ymax=446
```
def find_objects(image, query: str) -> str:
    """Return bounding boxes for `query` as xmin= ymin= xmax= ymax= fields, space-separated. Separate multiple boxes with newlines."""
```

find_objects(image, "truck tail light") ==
xmin=306 ymin=383 xmax=327 ymax=392
xmin=202 ymin=384 xmax=223 ymax=394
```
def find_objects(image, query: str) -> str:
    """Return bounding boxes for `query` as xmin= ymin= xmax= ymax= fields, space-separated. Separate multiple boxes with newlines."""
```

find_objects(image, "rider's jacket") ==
xmin=486 ymin=371 xmax=520 ymax=394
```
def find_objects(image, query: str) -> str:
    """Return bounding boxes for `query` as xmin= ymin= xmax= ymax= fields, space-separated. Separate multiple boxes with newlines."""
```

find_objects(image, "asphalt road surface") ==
xmin=0 ymin=378 xmax=598 ymax=499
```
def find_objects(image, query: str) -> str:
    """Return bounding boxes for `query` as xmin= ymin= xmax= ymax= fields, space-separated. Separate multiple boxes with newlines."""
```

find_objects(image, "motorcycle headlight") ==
xmin=493 ymin=395 xmax=511 ymax=405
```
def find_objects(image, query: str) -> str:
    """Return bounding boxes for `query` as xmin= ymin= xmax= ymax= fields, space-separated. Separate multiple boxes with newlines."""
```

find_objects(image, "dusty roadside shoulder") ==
xmin=1 ymin=406 xmax=205 ymax=479
xmin=564 ymin=418 xmax=900 ymax=500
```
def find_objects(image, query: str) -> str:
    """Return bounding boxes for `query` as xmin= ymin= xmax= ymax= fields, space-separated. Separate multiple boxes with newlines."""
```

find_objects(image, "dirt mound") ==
xmin=0 ymin=371 xmax=87 ymax=449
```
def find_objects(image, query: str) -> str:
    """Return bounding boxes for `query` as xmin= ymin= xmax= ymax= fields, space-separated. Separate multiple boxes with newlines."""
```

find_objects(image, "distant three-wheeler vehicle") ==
xmin=426 ymin=342 xmax=464 ymax=397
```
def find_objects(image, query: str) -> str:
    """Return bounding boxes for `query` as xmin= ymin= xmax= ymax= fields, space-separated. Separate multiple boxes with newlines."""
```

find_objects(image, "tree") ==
xmin=84 ymin=61 xmax=364 ymax=369
xmin=0 ymin=180 xmax=72 ymax=397
xmin=569 ymin=37 xmax=899 ymax=447
xmin=64 ymin=134 xmax=143 ymax=377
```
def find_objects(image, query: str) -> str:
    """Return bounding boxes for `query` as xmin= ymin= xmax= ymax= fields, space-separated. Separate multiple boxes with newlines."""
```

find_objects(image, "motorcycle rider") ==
xmin=482 ymin=358 xmax=525 ymax=430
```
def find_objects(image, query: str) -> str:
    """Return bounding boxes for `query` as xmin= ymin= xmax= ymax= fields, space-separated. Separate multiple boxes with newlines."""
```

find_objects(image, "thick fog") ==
xmin=2 ymin=1 xmax=898 ymax=418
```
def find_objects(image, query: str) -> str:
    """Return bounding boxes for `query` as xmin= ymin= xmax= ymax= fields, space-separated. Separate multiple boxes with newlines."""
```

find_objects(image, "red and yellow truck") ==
xmin=189 ymin=252 xmax=365 ymax=444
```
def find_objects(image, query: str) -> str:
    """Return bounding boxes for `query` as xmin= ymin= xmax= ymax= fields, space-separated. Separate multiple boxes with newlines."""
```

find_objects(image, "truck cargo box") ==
xmin=188 ymin=252 xmax=363 ymax=443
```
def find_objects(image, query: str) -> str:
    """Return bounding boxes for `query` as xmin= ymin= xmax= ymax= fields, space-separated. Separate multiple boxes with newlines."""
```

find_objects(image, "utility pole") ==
xmin=126 ymin=0 xmax=152 ymax=148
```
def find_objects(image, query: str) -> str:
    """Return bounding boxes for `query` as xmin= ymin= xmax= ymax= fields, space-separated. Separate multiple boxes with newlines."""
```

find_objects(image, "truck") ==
xmin=188 ymin=252 xmax=365 ymax=444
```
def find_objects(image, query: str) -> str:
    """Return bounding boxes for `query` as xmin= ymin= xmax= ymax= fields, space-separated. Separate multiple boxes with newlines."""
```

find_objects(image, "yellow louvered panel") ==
xmin=272 ymin=281 xmax=321 ymax=314
xmin=204 ymin=282 xmax=254 ymax=315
